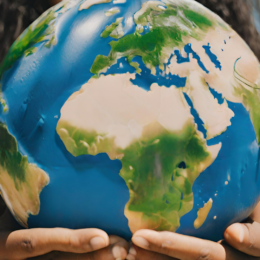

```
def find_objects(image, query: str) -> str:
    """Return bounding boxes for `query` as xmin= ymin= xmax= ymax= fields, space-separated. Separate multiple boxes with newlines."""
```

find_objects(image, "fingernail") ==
xmin=126 ymin=254 xmax=135 ymax=260
xmin=90 ymin=236 xmax=107 ymax=250
xmin=129 ymin=246 xmax=137 ymax=256
xmin=225 ymin=224 xmax=245 ymax=243
xmin=132 ymin=236 xmax=149 ymax=249
xmin=238 ymin=225 xmax=244 ymax=243
xmin=112 ymin=245 xmax=126 ymax=259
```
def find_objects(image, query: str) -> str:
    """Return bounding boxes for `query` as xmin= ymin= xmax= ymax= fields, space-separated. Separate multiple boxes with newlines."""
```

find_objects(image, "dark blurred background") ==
xmin=0 ymin=0 xmax=260 ymax=64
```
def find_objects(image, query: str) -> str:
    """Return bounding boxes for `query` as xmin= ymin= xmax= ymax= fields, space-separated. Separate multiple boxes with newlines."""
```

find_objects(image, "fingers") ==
xmin=1 ymin=228 xmax=110 ymax=259
xmin=128 ymin=243 xmax=256 ymax=260
xmin=132 ymin=229 xmax=260 ymax=260
xmin=126 ymin=245 xmax=176 ymax=260
xmin=132 ymin=229 xmax=226 ymax=260
xmin=109 ymin=235 xmax=129 ymax=259
xmin=29 ymin=235 xmax=129 ymax=260
xmin=224 ymin=221 xmax=260 ymax=257
xmin=220 ymin=241 xmax=258 ymax=260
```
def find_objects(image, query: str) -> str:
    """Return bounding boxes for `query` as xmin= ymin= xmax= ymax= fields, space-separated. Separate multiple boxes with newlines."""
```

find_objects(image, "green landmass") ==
xmin=0 ymin=9 xmax=56 ymax=80
xmin=120 ymin=125 xmax=210 ymax=231
xmin=182 ymin=8 xmax=212 ymax=28
xmin=0 ymin=124 xmax=28 ymax=187
xmin=101 ymin=17 xmax=124 ymax=39
xmin=24 ymin=47 xmax=38 ymax=57
xmin=57 ymin=122 xmax=116 ymax=157
xmin=0 ymin=124 xmax=49 ymax=227
xmin=57 ymin=121 xmax=210 ymax=231
xmin=91 ymin=26 xmax=184 ymax=75
xmin=91 ymin=3 xmax=215 ymax=75
xmin=0 ymin=97 xmax=8 ymax=113
xmin=0 ymin=0 xmax=73 ymax=81
xmin=233 ymin=59 xmax=260 ymax=143
xmin=235 ymin=85 xmax=260 ymax=143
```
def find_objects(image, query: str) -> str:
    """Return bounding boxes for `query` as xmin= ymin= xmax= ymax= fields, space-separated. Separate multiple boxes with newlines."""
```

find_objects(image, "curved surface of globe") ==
xmin=0 ymin=0 xmax=260 ymax=242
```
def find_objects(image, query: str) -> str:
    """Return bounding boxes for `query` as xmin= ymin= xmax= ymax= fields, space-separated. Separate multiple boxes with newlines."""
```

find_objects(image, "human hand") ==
xmin=0 ymin=228 xmax=129 ymax=260
xmin=127 ymin=202 xmax=260 ymax=260
xmin=0 ymin=196 xmax=128 ymax=260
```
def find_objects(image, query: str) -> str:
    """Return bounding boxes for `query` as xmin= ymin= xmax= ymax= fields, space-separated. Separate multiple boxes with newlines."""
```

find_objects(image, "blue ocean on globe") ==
xmin=0 ymin=0 xmax=260 ymax=242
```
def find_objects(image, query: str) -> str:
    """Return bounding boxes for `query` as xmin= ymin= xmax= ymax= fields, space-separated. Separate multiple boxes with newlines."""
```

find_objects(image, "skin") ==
xmin=0 ymin=200 xmax=129 ymax=260
xmin=128 ymin=201 xmax=260 ymax=260
xmin=0 ymin=225 xmax=129 ymax=260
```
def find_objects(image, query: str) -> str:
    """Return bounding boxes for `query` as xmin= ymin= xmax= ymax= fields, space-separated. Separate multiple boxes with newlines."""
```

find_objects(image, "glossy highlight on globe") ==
xmin=0 ymin=0 xmax=260 ymax=242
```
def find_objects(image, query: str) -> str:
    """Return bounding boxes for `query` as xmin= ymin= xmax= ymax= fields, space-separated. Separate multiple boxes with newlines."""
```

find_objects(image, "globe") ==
xmin=0 ymin=0 xmax=260 ymax=242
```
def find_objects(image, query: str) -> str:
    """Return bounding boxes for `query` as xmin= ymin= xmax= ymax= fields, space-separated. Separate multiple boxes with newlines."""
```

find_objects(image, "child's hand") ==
xmin=127 ymin=203 xmax=260 ymax=260
xmin=0 ymin=229 xmax=129 ymax=260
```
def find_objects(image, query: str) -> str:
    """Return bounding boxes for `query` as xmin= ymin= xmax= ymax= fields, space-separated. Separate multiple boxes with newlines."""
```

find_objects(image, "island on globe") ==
xmin=0 ymin=0 xmax=260 ymax=242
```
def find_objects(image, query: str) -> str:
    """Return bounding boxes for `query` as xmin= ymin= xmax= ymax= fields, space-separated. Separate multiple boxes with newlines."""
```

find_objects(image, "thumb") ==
xmin=224 ymin=221 xmax=260 ymax=257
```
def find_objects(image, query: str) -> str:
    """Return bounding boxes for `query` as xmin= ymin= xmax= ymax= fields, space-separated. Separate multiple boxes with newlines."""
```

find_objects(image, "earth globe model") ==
xmin=0 ymin=0 xmax=260 ymax=242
